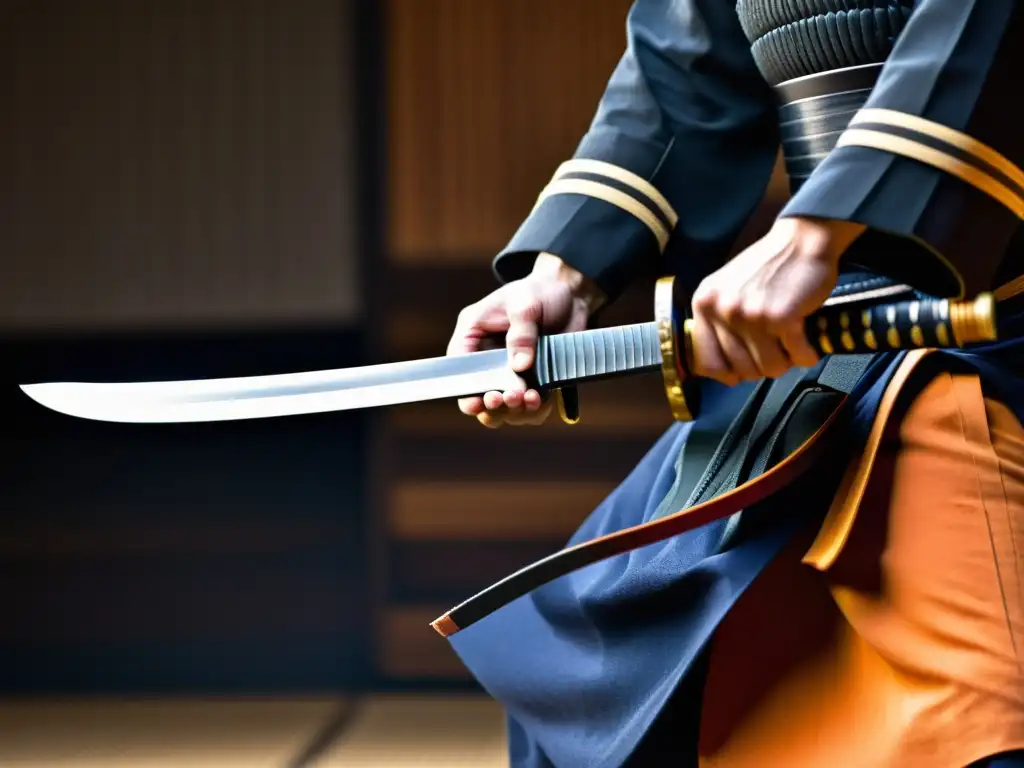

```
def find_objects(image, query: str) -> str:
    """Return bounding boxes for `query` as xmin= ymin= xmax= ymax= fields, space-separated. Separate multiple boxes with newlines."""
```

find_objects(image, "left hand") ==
xmin=690 ymin=216 xmax=866 ymax=386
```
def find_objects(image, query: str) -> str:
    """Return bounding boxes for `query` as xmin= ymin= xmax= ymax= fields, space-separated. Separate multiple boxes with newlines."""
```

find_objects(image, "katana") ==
xmin=15 ymin=276 xmax=1005 ymax=638
xmin=18 ymin=277 xmax=998 ymax=426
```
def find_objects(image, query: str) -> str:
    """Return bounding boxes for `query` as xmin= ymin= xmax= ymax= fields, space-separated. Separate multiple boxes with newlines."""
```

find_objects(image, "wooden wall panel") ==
xmin=380 ymin=607 xmax=472 ymax=679
xmin=0 ymin=0 xmax=361 ymax=330
xmin=0 ymin=0 xmax=376 ymax=695
xmin=390 ymin=482 xmax=616 ymax=540
xmin=386 ymin=0 xmax=634 ymax=261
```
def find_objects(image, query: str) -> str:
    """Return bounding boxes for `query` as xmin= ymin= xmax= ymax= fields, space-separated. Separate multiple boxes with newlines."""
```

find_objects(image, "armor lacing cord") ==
xmin=735 ymin=0 xmax=914 ymax=85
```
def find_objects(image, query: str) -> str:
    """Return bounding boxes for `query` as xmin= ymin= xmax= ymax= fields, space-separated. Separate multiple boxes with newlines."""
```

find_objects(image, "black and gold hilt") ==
xmin=804 ymin=292 xmax=996 ymax=357
xmin=654 ymin=275 xmax=999 ymax=422
xmin=525 ymin=276 xmax=998 ymax=425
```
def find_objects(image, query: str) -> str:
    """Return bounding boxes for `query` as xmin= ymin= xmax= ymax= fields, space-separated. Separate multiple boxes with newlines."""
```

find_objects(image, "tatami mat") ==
xmin=0 ymin=694 xmax=508 ymax=767
xmin=313 ymin=695 xmax=508 ymax=767
xmin=0 ymin=697 xmax=342 ymax=767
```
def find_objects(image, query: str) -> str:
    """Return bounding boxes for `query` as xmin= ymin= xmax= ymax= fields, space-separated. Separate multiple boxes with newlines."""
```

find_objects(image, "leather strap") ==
xmin=691 ymin=368 xmax=808 ymax=509
xmin=701 ymin=356 xmax=872 ymax=550
xmin=431 ymin=353 xmax=926 ymax=638
xmin=432 ymin=387 xmax=855 ymax=637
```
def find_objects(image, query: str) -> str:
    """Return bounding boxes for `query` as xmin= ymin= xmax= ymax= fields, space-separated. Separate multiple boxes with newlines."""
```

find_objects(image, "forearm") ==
xmin=780 ymin=0 xmax=1024 ymax=298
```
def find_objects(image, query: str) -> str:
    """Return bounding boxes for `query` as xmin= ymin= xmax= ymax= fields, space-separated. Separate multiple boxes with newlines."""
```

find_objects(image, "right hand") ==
xmin=446 ymin=253 xmax=604 ymax=428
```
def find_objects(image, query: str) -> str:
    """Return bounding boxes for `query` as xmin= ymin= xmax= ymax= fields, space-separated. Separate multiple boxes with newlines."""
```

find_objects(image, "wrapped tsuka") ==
xmin=653 ymin=276 xmax=998 ymax=423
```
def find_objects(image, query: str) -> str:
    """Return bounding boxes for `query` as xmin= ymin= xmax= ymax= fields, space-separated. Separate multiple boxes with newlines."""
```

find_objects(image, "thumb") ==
xmin=504 ymin=284 xmax=543 ymax=372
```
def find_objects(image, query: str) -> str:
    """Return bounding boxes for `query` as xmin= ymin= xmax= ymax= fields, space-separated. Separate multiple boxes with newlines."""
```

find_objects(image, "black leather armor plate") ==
xmin=735 ymin=0 xmax=914 ymax=85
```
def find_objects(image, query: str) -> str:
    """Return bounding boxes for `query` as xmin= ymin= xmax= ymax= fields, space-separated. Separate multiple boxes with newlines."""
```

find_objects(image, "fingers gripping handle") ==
xmin=654 ymin=276 xmax=999 ymax=423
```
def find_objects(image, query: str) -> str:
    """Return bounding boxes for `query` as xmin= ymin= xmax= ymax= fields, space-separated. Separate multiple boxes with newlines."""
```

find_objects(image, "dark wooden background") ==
xmin=0 ymin=0 xmax=788 ymax=694
xmin=0 ymin=0 xmax=372 ymax=694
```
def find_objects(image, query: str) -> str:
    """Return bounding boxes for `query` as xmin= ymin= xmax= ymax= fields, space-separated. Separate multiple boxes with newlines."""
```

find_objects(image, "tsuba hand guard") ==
xmin=654 ymin=276 xmax=702 ymax=422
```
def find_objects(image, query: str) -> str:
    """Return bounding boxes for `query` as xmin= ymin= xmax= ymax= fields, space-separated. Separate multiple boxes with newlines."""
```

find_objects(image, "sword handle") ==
xmin=518 ymin=323 xmax=663 ymax=426
xmin=530 ymin=324 xmax=663 ymax=391
xmin=797 ymin=293 xmax=996 ymax=357
xmin=656 ymin=276 xmax=999 ymax=423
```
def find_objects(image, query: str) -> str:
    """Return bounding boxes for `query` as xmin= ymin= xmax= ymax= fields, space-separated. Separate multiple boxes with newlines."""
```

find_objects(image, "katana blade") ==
xmin=18 ymin=321 xmax=667 ymax=424
xmin=19 ymin=347 xmax=531 ymax=424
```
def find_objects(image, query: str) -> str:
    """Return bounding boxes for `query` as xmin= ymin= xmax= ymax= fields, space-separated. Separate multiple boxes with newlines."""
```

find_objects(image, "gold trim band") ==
xmin=852 ymin=108 xmax=1024 ymax=192
xmin=654 ymin=276 xmax=693 ymax=422
xmin=995 ymin=274 xmax=1024 ymax=302
xmin=837 ymin=128 xmax=1024 ymax=218
xmin=554 ymin=159 xmax=679 ymax=227
xmin=535 ymin=178 xmax=671 ymax=251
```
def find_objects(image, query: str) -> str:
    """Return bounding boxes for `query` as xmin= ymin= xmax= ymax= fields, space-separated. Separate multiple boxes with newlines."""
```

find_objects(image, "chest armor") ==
xmin=729 ymin=1 xmax=998 ymax=300
xmin=735 ymin=1 xmax=914 ymax=193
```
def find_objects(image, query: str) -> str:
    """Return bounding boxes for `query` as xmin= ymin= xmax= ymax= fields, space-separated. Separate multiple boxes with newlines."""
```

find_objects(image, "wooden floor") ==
xmin=0 ymin=694 xmax=508 ymax=767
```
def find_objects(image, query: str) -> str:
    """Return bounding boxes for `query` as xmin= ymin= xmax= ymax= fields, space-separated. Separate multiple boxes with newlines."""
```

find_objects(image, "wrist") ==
xmin=531 ymin=252 xmax=607 ymax=314
xmin=780 ymin=216 xmax=866 ymax=264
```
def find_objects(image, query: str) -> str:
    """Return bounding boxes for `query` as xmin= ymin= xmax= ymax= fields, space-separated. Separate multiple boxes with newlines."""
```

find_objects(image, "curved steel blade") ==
xmin=19 ymin=348 xmax=524 ymax=424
